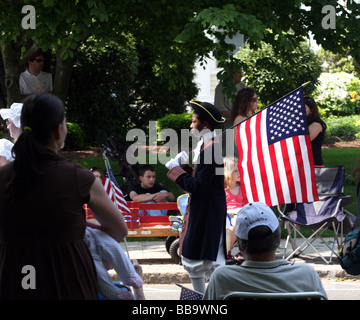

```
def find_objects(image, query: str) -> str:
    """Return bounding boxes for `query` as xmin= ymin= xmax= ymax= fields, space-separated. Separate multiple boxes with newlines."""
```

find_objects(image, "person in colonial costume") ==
xmin=165 ymin=100 xmax=227 ymax=294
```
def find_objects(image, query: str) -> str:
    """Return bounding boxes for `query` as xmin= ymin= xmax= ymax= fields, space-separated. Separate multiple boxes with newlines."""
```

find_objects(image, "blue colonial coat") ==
xmin=167 ymin=139 xmax=227 ymax=261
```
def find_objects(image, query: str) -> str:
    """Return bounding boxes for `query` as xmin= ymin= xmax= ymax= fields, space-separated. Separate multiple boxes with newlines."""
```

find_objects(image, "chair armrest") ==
xmin=341 ymin=195 xmax=353 ymax=207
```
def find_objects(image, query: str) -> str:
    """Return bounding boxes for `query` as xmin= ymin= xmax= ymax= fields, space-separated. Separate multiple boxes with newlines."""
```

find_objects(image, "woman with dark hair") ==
xmin=231 ymin=88 xmax=258 ymax=147
xmin=0 ymin=94 xmax=127 ymax=299
xmin=231 ymin=88 xmax=258 ymax=123
xmin=304 ymin=97 xmax=327 ymax=167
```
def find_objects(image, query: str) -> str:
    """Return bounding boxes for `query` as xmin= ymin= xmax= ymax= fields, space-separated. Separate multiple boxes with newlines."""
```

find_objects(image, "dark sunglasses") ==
xmin=33 ymin=58 xmax=45 ymax=63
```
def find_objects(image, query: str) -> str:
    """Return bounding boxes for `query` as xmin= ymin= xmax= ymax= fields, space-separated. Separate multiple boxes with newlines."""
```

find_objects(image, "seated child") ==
xmin=128 ymin=164 xmax=175 ymax=216
xmin=85 ymin=167 xmax=144 ymax=300
xmin=224 ymin=156 xmax=244 ymax=262
xmin=84 ymin=225 xmax=144 ymax=300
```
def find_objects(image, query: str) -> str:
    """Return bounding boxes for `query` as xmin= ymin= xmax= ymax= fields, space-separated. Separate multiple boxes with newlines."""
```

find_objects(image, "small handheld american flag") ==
xmin=84 ymin=175 xmax=132 ymax=221
xmin=176 ymin=283 xmax=203 ymax=300
xmin=102 ymin=153 xmax=132 ymax=217
xmin=102 ymin=176 xmax=131 ymax=216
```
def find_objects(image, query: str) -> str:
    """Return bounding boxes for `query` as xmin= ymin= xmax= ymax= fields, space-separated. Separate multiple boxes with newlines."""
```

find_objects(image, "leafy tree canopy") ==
xmin=302 ymin=0 xmax=360 ymax=72
xmin=0 ymin=0 xmax=359 ymax=141
xmin=236 ymin=41 xmax=323 ymax=106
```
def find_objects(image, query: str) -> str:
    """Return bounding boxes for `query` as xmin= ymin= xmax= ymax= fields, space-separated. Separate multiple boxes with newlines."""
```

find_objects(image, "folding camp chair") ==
xmin=223 ymin=291 xmax=327 ymax=300
xmin=278 ymin=165 xmax=355 ymax=264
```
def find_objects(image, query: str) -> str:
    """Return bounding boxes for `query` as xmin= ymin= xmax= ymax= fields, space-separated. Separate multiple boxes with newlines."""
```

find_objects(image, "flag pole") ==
xmin=102 ymin=151 xmax=131 ymax=258
xmin=223 ymin=81 xmax=311 ymax=134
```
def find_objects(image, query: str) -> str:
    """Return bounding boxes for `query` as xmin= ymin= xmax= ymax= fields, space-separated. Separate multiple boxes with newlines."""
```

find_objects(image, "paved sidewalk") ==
xmin=108 ymin=238 xmax=360 ymax=284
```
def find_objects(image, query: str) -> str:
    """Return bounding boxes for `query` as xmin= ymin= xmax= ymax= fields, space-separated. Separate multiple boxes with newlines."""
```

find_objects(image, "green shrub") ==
xmin=64 ymin=122 xmax=85 ymax=151
xmin=313 ymin=72 xmax=360 ymax=117
xmin=325 ymin=115 xmax=360 ymax=139
xmin=157 ymin=112 xmax=192 ymax=143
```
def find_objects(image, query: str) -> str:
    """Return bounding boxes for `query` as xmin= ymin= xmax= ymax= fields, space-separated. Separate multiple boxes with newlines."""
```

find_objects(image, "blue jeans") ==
xmin=140 ymin=190 xmax=168 ymax=217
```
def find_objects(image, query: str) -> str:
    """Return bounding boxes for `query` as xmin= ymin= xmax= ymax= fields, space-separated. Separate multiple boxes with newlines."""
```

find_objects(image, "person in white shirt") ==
xmin=203 ymin=202 xmax=327 ymax=300
xmin=19 ymin=51 xmax=53 ymax=101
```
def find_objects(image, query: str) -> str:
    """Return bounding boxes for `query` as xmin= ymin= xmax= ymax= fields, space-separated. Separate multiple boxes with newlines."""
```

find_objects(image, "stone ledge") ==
xmin=108 ymin=265 xmax=359 ymax=284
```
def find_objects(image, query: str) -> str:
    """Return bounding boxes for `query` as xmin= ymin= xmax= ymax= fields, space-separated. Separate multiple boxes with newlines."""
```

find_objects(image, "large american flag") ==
xmin=236 ymin=87 xmax=319 ymax=207
xmin=102 ymin=176 xmax=131 ymax=216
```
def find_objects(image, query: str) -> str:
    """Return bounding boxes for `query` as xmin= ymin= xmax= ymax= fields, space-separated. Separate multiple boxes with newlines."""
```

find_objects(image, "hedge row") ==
xmin=35 ymin=113 xmax=360 ymax=151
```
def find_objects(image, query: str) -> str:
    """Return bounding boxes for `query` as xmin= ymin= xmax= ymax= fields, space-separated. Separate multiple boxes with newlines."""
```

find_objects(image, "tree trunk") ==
xmin=0 ymin=41 xmax=21 ymax=106
xmin=353 ymin=58 xmax=360 ymax=76
xmin=53 ymin=47 xmax=73 ymax=102
xmin=0 ymin=58 xmax=6 ymax=109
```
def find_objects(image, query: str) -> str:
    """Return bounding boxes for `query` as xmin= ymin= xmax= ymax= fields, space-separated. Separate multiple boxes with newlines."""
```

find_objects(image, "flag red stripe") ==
xmin=268 ymin=143 xmax=284 ymax=205
xmin=293 ymin=136 xmax=307 ymax=202
xmin=280 ymin=139 xmax=296 ymax=203
xmin=255 ymin=111 xmax=272 ymax=205
xmin=236 ymin=126 xmax=249 ymax=204
xmin=245 ymin=119 xmax=258 ymax=202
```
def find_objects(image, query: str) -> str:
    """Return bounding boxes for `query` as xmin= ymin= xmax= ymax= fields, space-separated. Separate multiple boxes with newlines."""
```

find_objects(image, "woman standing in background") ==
xmin=304 ymin=97 xmax=327 ymax=167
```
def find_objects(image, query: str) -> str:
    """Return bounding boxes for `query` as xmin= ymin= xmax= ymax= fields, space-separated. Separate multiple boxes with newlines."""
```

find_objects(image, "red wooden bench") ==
xmin=125 ymin=201 xmax=179 ymax=237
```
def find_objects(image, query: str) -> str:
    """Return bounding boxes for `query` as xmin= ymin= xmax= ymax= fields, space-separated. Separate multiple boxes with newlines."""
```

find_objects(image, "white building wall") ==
xmin=193 ymin=33 xmax=244 ymax=105
xmin=193 ymin=53 xmax=220 ymax=104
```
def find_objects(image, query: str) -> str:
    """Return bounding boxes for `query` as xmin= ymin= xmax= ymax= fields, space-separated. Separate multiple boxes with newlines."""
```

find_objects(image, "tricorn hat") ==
xmin=189 ymin=100 xmax=225 ymax=124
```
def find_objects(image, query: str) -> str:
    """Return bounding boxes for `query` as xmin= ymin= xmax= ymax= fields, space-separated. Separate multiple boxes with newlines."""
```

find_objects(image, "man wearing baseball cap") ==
xmin=203 ymin=202 xmax=327 ymax=300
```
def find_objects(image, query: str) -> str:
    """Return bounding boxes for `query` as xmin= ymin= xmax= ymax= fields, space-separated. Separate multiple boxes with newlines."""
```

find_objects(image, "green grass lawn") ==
xmin=322 ymin=147 xmax=360 ymax=215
